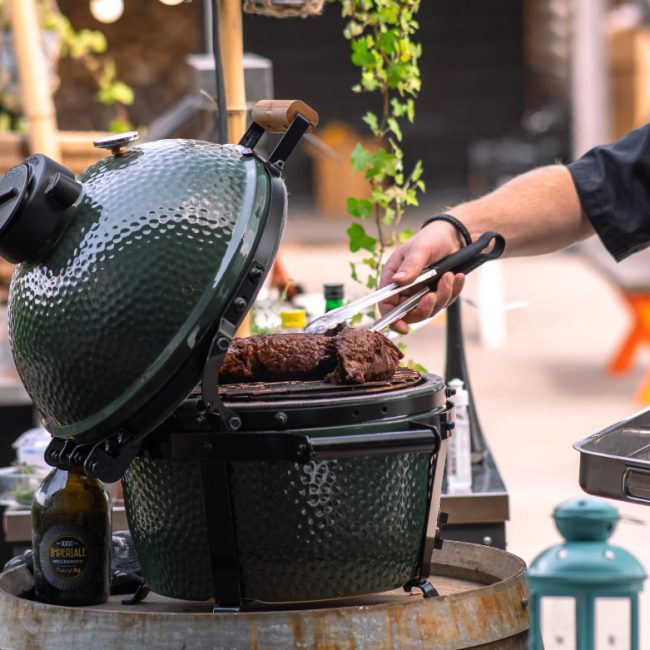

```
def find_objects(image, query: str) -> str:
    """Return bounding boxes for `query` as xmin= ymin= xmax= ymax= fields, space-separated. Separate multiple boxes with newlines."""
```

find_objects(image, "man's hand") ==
xmin=379 ymin=220 xmax=466 ymax=334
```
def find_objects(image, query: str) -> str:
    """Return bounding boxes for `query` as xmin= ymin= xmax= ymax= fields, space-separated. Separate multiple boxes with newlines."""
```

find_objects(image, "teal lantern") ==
xmin=527 ymin=498 xmax=645 ymax=650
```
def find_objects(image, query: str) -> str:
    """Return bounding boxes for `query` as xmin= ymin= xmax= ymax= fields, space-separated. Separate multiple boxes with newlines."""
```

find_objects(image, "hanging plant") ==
xmin=336 ymin=0 xmax=425 ymax=291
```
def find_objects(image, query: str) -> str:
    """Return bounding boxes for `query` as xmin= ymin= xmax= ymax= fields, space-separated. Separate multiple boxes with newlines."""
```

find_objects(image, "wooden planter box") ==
xmin=0 ymin=130 xmax=107 ymax=175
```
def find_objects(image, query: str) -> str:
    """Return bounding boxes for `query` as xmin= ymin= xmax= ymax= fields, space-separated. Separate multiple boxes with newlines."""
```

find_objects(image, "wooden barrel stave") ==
xmin=0 ymin=541 xmax=528 ymax=650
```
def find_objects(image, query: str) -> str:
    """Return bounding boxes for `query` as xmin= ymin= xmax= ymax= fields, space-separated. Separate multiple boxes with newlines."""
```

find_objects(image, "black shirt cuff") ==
xmin=568 ymin=123 xmax=650 ymax=262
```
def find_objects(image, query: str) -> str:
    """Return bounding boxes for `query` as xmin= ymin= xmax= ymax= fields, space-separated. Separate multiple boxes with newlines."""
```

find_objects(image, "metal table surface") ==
xmin=440 ymin=448 xmax=510 ymax=549
xmin=3 ymin=506 xmax=129 ymax=545
xmin=0 ymin=377 xmax=36 ymax=568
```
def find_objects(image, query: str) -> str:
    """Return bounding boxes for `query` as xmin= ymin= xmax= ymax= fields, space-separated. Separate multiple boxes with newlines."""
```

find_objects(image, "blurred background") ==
xmin=0 ymin=0 xmax=637 ymax=206
xmin=3 ymin=0 xmax=650 ymax=644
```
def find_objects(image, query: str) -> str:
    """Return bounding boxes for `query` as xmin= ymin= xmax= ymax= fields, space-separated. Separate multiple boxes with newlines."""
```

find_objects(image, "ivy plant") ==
xmin=336 ymin=0 xmax=425 ymax=292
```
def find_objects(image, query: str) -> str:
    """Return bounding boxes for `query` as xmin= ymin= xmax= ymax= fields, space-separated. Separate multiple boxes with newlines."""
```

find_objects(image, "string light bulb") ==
xmin=159 ymin=0 xmax=185 ymax=5
xmin=89 ymin=0 xmax=124 ymax=23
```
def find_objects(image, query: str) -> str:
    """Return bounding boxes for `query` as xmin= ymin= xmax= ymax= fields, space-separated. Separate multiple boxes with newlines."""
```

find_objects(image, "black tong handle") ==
xmin=427 ymin=231 xmax=505 ymax=289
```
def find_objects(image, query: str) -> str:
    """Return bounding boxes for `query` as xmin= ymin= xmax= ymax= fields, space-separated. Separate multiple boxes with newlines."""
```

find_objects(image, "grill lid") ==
xmin=0 ymin=100 xmax=319 ymax=481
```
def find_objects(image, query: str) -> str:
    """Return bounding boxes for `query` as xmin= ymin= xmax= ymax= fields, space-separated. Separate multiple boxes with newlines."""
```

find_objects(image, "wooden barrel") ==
xmin=0 ymin=541 xmax=528 ymax=650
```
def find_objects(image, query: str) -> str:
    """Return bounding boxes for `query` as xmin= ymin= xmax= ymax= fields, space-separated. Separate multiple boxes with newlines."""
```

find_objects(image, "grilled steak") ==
xmin=219 ymin=333 xmax=336 ymax=382
xmin=325 ymin=327 xmax=403 ymax=384
xmin=219 ymin=328 xmax=402 ymax=384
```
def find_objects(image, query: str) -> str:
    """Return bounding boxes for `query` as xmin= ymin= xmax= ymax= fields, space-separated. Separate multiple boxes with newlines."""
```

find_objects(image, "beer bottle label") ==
xmin=39 ymin=524 xmax=98 ymax=591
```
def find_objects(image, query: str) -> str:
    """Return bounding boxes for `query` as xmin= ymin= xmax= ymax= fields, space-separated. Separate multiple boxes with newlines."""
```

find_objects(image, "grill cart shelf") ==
xmin=442 ymin=447 xmax=509 ymax=548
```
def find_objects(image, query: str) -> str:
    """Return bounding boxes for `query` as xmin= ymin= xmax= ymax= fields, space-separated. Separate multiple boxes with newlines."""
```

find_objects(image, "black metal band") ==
xmin=422 ymin=213 xmax=472 ymax=247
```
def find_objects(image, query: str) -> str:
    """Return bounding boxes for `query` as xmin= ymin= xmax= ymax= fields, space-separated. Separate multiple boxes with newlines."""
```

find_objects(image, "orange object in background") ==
xmin=607 ymin=292 xmax=650 ymax=402
xmin=577 ymin=239 xmax=650 ymax=403
xmin=269 ymin=255 xmax=302 ymax=300
xmin=235 ymin=255 xmax=300 ymax=339
xmin=307 ymin=121 xmax=375 ymax=219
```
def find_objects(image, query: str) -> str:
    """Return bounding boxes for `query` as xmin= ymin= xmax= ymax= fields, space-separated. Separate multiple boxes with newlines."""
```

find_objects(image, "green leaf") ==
xmin=361 ymin=256 xmax=377 ymax=269
xmin=347 ymin=223 xmax=377 ymax=253
xmin=350 ymin=143 xmax=371 ymax=172
xmin=377 ymin=29 xmax=398 ymax=53
xmin=109 ymin=118 xmax=133 ymax=133
xmin=111 ymin=81 xmax=135 ymax=105
xmin=362 ymin=111 xmax=380 ymax=135
xmin=404 ymin=189 xmax=419 ymax=206
xmin=367 ymin=148 xmax=398 ymax=180
xmin=382 ymin=206 xmax=396 ymax=224
xmin=349 ymin=261 xmax=360 ymax=284
xmin=390 ymin=98 xmax=408 ymax=117
xmin=97 ymin=80 xmax=134 ymax=106
xmin=366 ymin=275 xmax=377 ymax=289
xmin=386 ymin=62 xmax=408 ymax=88
xmin=347 ymin=197 xmax=373 ymax=218
xmin=378 ymin=5 xmax=400 ymax=24
xmin=361 ymin=70 xmax=380 ymax=91
xmin=407 ymin=360 xmax=428 ymax=373
xmin=351 ymin=39 xmax=375 ymax=67
xmin=351 ymin=312 xmax=364 ymax=324
xmin=406 ymin=99 xmax=415 ymax=122
xmin=410 ymin=159 xmax=423 ymax=182
xmin=398 ymin=228 xmax=414 ymax=243
xmin=387 ymin=117 xmax=402 ymax=141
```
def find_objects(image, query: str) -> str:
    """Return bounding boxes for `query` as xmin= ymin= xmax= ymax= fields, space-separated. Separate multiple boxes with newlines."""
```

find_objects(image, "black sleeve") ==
xmin=568 ymin=123 xmax=650 ymax=261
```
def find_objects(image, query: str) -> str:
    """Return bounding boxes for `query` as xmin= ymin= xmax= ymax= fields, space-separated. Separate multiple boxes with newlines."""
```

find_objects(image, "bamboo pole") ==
xmin=218 ymin=0 xmax=248 ymax=142
xmin=218 ymin=0 xmax=251 ymax=336
xmin=8 ymin=0 xmax=60 ymax=159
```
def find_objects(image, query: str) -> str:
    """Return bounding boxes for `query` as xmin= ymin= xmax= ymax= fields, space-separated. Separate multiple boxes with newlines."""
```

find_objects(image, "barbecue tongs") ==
xmin=305 ymin=231 xmax=506 ymax=335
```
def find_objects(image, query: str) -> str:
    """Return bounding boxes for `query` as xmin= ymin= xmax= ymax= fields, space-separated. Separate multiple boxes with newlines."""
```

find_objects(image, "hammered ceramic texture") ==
xmin=231 ymin=453 xmax=430 ymax=602
xmin=8 ymin=141 xmax=269 ymax=432
xmin=122 ymin=456 xmax=213 ymax=601
xmin=123 ymin=451 xmax=430 ymax=602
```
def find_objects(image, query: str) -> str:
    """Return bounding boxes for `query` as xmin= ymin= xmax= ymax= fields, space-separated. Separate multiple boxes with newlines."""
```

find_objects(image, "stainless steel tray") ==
xmin=575 ymin=407 xmax=650 ymax=505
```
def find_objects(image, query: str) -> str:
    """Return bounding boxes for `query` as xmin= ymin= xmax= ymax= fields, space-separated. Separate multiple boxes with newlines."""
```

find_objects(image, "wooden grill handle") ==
xmin=251 ymin=100 xmax=319 ymax=133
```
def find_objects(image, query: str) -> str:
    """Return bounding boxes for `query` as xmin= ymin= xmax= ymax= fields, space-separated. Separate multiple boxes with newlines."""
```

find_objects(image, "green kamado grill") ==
xmin=0 ymin=100 xmax=453 ymax=608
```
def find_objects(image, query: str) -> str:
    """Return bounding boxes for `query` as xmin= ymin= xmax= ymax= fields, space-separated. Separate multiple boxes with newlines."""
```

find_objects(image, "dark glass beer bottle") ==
xmin=32 ymin=468 xmax=111 ymax=606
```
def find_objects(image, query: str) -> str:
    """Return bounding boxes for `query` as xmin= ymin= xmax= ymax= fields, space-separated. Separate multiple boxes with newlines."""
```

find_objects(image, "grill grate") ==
xmin=196 ymin=367 xmax=423 ymax=403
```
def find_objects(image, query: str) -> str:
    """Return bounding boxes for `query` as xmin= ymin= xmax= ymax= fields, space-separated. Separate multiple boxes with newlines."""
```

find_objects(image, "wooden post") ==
xmin=218 ymin=0 xmax=250 ymax=336
xmin=8 ymin=0 xmax=60 ymax=159
xmin=218 ymin=0 xmax=248 ymax=141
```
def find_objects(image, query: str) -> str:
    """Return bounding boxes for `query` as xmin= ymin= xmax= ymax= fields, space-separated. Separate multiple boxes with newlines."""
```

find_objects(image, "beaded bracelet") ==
xmin=422 ymin=213 xmax=472 ymax=247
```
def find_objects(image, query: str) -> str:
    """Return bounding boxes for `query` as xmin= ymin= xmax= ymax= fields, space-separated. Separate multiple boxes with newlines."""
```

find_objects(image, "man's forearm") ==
xmin=447 ymin=165 xmax=595 ymax=257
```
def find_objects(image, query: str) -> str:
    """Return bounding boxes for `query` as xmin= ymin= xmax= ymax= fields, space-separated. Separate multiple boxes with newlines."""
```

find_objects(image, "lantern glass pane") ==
xmin=595 ymin=598 xmax=631 ymax=649
xmin=541 ymin=596 xmax=576 ymax=650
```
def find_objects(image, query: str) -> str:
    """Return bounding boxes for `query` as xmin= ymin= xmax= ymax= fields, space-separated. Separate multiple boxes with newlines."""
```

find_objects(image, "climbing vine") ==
xmin=336 ymin=0 xmax=425 ymax=291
